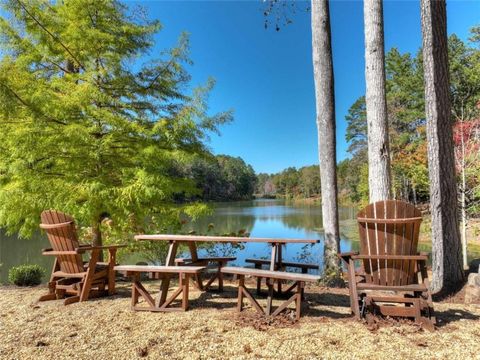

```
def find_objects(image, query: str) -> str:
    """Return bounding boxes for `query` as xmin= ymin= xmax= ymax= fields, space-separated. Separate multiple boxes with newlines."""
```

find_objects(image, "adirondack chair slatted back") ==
xmin=357 ymin=200 xmax=422 ymax=286
xmin=40 ymin=210 xmax=85 ymax=274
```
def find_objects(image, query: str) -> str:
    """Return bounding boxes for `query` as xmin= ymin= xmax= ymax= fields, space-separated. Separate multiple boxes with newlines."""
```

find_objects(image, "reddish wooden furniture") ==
xmin=39 ymin=210 xmax=125 ymax=305
xmin=339 ymin=200 xmax=435 ymax=329
xmin=134 ymin=234 xmax=320 ymax=310
xmin=114 ymin=265 xmax=205 ymax=312
xmin=174 ymin=257 xmax=236 ymax=291
xmin=245 ymin=258 xmax=319 ymax=295
xmin=221 ymin=266 xmax=320 ymax=319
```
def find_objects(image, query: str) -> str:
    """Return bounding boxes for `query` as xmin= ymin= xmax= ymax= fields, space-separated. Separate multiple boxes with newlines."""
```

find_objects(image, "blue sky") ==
xmin=138 ymin=1 xmax=477 ymax=173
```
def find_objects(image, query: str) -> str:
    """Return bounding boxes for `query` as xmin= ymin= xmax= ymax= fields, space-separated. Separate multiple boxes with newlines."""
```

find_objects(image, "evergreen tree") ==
xmin=0 ymin=0 xmax=231 ymax=244
xmin=421 ymin=0 xmax=464 ymax=293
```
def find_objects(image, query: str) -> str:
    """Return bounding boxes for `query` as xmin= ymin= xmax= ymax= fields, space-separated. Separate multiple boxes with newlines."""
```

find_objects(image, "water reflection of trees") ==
xmin=294 ymin=243 xmax=320 ymax=266
xmin=187 ymin=212 xmax=256 ymax=236
xmin=182 ymin=211 xmax=256 ymax=259
xmin=267 ymin=204 xmax=356 ymax=233
xmin=279 ymin=209 xmax=323 ymax=232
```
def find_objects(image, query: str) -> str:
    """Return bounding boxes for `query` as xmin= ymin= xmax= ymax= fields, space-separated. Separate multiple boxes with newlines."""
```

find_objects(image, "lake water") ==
xmin=1 ymin=199 xmax=478 ymax=283
xmin=183 ymin=199 xmax=359 ymax=268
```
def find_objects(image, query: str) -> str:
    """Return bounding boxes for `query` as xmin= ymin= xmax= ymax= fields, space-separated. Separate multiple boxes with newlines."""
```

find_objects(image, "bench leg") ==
xmin=234 ymin=275 xmax=263 ymax=315
xmin=266 ymin=278 xmax=274 ymax=315
xmin=128 ymin=271 xmax=195 ymax=312
xmin=237 ymin=275 xmax=244 ymax=312
xmin=182 ymin=274 xmax=189 ymax=311
xmin=272 ymin=281 xmax=304 ymax=320
xmin=218 ymin=261 xmax=224 ymax=291
xmin=131 ymin=274 xmax=139 ymax=309
xmin=271 ymin=281 xmax=304 ymax=320
xmin=133 ymin=281 xmax=156 ymax=310
xmin=296 ymin=282 xmax=303 ymax=320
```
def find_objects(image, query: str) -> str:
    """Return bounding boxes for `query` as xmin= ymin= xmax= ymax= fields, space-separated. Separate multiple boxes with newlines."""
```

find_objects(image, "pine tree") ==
xmin=311 ymin=0 xmax=341 ymax=275
xmin=420 ymin=0 xmax=465 ymax=293
xmin=0 ymin=0 xmax=231 ymax=244
xmin=364 ymin=0 xmax=392 ymax=202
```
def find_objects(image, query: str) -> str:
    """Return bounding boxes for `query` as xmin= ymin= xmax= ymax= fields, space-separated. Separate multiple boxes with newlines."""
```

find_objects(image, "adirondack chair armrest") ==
xmin=351 ymin=254 xmax=429 ymax=261
xmin=42 ymin=249 xmax=86 ymax=255
xmin=39 ymin=221 xmax=74 ymax=230
xmin=79 ymin=245 xmax=127 ymax=251
xmin=79 ymin=245 xmax=126 ymax=266
xmin=337 ymin=251 xmax=359 ymax=264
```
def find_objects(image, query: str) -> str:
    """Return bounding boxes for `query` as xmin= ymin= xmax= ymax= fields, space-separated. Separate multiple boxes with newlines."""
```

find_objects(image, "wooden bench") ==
xmin=245 ymin=258 xmax=319 ymax=295
xmin=115 ymin=265 xmax=205 ymax=312
xmin=221 ymin=266 xmax=320 ymax=320
xmin=245 ymin=258 xmax=319 ymax=272
xmin=174 ymin=257 xmax=236 ymax=291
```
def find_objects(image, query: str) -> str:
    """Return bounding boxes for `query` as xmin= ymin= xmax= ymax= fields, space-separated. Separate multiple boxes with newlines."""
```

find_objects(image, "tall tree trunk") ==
xmin=460 ymin=117 xmax=468 ymax=269
xmin=364 ymin=0 xmax=391 ymax=202
xmin=311 ymin=0 xmax=340 ymax=274
xmin=92 ymin=219 xmax=103 ymax=261
xmin=420 ymin=0 xmax=465 ymax=293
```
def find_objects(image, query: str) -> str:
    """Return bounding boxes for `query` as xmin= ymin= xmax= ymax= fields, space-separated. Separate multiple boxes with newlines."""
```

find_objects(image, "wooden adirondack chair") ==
xmin=39 ymin=210 xmax=125 ymax=305
xmin=339 ymin=200 xmax=435 ymax=329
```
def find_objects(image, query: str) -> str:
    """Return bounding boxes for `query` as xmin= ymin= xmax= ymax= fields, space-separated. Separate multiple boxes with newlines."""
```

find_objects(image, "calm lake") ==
xmin=1 ymin=199 xmax=478 ymax=283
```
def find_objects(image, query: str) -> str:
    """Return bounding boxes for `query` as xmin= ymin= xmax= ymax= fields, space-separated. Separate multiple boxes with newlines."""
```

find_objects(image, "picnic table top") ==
xmin=134 ymin=234 xmax=319 ymax=244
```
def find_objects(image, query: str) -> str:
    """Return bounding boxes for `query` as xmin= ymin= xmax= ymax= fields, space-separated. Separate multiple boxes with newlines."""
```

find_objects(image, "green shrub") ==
xmin=8 ymin=264 xmax=45 ymax=286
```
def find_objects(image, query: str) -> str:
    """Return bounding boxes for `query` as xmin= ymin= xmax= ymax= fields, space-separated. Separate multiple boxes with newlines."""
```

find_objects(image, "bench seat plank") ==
xmin=356 ymin=283 xmax=428 ymax=292
xmin=221 ymin=266 xmax=320 ymax=282
xmin=114 ymin=265 xmax=205 ymax=274
xmin=175 ymin=257 xmax=236 ymax=264
xmin=245 ymin=258 xmax=319 ymax=270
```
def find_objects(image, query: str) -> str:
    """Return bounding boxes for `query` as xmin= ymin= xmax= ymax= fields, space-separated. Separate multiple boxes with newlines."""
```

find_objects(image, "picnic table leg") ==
xmin=237 ymin=275 xmax=245 ymax=312
xmin=131 ymin=272 xmax=140 ymax=309
xmin=296 ymin=282 xmax=303 ymax=320
xmin=188 ymin=242 xmax=204 ymax=290
xmin=276 ymin=244 xmax=282 ymax=294
xmin=181 ymin=273 xmax=190 ymax=311
xmin=255 ymin=263 xmax=262 ymax=295
xmin=157 ymin=240 xmax=179 ymax=307
xmin=266 ymin=278 xmax=274 ymax=315
xmin=269 ymin=244 xmax=277 ymax=271
xmin=187 ymin=242 xmax=199 ymax=262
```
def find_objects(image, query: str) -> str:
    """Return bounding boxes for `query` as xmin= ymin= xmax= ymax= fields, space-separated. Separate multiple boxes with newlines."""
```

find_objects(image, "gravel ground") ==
xmin=1 ymin=280 xmax=479 ymax=360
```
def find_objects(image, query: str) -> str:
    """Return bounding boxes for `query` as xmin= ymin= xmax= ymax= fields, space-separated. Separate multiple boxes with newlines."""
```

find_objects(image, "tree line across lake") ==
xmin=256 ymin=30 xmax=480 ymax=221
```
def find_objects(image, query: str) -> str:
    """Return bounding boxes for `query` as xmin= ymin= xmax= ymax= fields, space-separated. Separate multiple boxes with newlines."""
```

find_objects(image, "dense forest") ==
xmin=256 ymin=166 xmax=321 ymax=200
xmin=185 ymin=155 xmax=256 ymax=201
xmin=256 ymin=30 xmax=480 ymax=216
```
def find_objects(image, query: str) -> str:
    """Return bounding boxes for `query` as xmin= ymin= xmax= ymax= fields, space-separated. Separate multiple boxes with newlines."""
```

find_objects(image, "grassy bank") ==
xmin=1 ymin=280 xmax=479 ymax=359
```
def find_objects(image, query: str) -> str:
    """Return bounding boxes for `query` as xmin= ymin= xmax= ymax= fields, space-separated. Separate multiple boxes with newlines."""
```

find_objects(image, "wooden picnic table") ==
xmin=134 ymin=234 xmax=320 ymax=307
